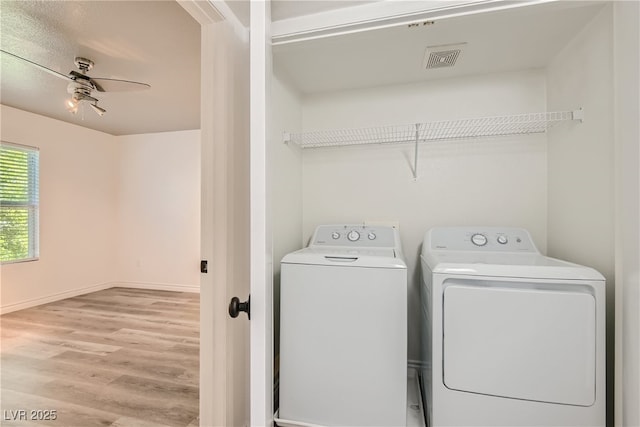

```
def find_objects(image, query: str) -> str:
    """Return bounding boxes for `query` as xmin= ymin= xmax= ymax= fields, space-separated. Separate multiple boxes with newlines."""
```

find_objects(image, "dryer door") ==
xmin=442 ymin=279 xmax=596 ymax=406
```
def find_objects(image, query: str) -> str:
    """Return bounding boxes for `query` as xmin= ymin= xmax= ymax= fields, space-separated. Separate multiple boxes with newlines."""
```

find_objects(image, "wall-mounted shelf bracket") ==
xmin=572 ymin=108 xmax=584 ymax=123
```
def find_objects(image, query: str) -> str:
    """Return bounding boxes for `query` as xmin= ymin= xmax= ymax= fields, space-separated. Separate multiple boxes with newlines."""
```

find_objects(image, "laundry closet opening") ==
xmin=270 ymin=1 xmax=615 ymax=425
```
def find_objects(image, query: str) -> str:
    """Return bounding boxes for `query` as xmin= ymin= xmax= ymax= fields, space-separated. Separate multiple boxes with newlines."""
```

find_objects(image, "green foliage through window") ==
xmin=0 ymin=143 xmax=39 ymax=262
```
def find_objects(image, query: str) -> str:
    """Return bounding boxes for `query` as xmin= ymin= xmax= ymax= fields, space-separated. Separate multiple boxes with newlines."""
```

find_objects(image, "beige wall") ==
xmin=0 ymin=105 xmax=201 ymax=313
xmin=546 ymin=5 xmax=615 ymax=425
xmin=0 ymin=105 xmax=118 ymax=312
xmin=116 ymin=131 xmax=201 ymax=291
xmin=546 ymin=6 xmax=615 ymax=283
xmin=271 ymin=73 xmax=304 ymax=355
xmin=272 ymin=75 xmax=304 ymax=273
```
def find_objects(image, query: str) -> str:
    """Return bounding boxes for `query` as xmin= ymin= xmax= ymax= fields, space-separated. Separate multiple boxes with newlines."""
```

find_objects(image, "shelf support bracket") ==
xmin=572 ymin=108 xmax=584 ymax=123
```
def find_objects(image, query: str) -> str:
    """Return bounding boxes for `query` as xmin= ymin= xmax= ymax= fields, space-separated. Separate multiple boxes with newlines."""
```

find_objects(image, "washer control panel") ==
xmin=430 ymin=227 xmax=537 ymax=252
xmin=311 ymin=224 xmax=397 ymax=248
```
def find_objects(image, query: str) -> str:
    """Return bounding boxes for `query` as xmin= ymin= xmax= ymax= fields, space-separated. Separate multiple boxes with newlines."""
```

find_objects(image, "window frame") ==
xmin=0 ymin=141 xmax=40 ymax=264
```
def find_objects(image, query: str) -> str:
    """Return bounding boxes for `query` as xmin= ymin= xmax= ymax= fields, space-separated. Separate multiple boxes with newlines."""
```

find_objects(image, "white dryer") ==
xmin=278 ymin=225 xmax=407 ymax=427
xmin=420 ymin=227 xmax=605 ymax=427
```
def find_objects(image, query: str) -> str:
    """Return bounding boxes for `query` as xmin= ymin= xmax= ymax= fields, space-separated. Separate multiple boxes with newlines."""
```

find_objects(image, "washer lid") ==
xmin=424 ymin=252 xmax=604 ymax=281
xmin=282 ymin=247 xmax=406 ymax=269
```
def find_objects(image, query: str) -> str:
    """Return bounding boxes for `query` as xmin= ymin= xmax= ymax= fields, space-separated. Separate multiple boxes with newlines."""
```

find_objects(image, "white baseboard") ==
xmin=0 ymin=281 xmax=200 ymax=314
xmin=112 ymin=281 xmax=200 ymax=294
xmin=0 ymin=282 xmax=113 ymax=315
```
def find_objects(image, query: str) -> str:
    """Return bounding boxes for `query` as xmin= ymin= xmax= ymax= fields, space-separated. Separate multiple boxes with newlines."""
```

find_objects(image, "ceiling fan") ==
xmin=0 ymin=49 xmax=151 ymax=117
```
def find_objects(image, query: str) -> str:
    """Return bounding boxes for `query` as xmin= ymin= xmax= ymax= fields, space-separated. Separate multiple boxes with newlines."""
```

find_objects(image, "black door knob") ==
xmin=229 ymin=295 xmax=250 ymax=320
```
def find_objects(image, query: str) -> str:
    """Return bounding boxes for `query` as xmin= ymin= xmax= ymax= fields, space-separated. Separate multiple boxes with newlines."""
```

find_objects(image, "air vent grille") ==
xmin=425 ymin=49 xmax=460 ymax=68
xmin=423 ymin=43 xmax=466 ymax=69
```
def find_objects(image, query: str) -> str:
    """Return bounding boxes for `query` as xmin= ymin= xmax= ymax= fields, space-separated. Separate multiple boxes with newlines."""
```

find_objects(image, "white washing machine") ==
xmin=420 ymin=227 xmax=605 ymax=427
xmin=278 ymin=224 xmax=407 ymax=427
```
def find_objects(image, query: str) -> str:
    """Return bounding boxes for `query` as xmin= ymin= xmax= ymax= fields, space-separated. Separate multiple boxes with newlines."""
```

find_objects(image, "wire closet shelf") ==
xmin=283 ymin=109 xmax=583 ymax=148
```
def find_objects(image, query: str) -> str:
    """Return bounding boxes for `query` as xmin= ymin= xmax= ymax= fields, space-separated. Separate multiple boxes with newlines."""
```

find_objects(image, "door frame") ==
xmin=178 ymin=1 xmax=272 ymax=426
xmin=249 ymin=1 xmax=273 ymax=426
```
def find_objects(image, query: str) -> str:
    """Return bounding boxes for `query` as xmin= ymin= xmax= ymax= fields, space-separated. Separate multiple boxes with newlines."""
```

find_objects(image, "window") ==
xmin=0 ymin=142 xmax=39 ymax=263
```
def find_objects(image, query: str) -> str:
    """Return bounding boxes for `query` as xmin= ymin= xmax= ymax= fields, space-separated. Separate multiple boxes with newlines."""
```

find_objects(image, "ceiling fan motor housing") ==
xmin=74 ymin=57 xmax=94 ymax=73
xmin=67 ymin=79 xmax=97 ymax=102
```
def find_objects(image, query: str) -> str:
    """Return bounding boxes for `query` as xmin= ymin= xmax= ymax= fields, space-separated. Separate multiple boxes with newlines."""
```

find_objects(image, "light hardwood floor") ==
xmin=0 ymin=287 xmax=199 ymax=427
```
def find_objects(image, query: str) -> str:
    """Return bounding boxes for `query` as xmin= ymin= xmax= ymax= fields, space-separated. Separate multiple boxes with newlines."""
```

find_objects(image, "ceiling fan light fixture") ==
xmin=66 ymin=98 xmax=79 ymax=114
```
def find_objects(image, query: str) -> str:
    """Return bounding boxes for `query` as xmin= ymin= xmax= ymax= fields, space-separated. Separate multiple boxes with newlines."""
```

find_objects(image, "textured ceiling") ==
xmin=0 ymin=1 xmax=200 ymax=136
xmin=0 ymin=1 xmax=606 ymax=135
xmin=273 ymin=1 xmax=606 ymax=94
xmin=0 ymin=0 xmax=372 ymax=136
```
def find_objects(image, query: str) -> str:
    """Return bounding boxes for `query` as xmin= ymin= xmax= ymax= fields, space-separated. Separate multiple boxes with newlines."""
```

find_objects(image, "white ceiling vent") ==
xmin=423 ymin=43 xmax=466 ymax=69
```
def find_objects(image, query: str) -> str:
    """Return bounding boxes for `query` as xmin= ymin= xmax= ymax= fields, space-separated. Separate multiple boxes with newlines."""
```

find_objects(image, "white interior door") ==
xmin=201 ymin=10 xmax=251 ymax=427
xmin=180 ymin=0 xmax=271 ymax=426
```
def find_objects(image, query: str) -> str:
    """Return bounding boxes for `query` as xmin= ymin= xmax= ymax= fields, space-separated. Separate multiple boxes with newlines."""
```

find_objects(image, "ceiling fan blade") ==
xmin=0 ymin=49 xmax=71 ymax=82
xmin=90 ymin=77 xmax=150 ymax=93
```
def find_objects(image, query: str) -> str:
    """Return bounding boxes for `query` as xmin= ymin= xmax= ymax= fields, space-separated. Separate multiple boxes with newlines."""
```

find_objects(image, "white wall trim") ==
xmin=177 ymin=0 xmax=223 ymax=25
xmin=250 ymin=1 xmax=273 ymax=425
xmin=111 ymin=281 xmax=200 ymax=294
xmin=0 ymin=282 xmax=112 ymax=315
xmin=613 ymin=1 xmax=640 ymax=425
xmin=271 ymin=0 xmax=556 ymax=45
xmin=0 ymin=281 xmax=199 ymax=314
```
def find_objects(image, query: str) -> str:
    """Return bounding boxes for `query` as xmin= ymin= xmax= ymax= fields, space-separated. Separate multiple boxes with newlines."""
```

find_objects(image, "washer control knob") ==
xmin=497 ymin=235 xmax=508 ymax=245
xmin=347 ymin=230 xmax=361 ymax=242
xmin=471 ymin=233 xmax=488 ymax=246
xmin=368 ymin=232 xmax=376 ymax=240
xmin=331 ymin=232 xmax=341 ymax=240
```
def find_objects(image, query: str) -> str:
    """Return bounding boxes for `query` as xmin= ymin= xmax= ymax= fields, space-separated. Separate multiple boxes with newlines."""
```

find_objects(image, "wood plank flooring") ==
xmin=1 ymin=288 xmax=199 ymax=427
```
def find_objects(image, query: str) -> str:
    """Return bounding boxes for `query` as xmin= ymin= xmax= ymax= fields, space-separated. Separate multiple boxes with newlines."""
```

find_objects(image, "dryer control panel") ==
xmin=429 ymin=227 xmax=538 ymax=252
xmin=311 ymin=224 xmax=397 ymax=248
